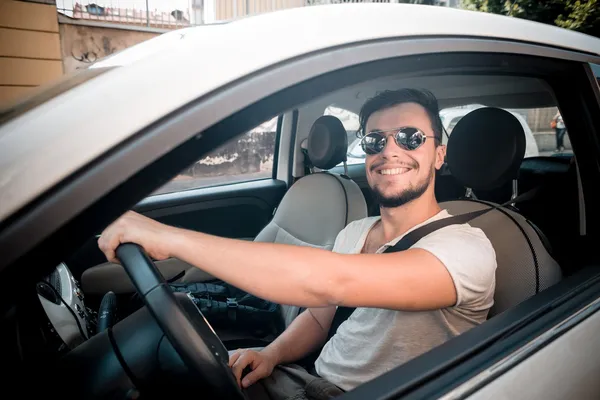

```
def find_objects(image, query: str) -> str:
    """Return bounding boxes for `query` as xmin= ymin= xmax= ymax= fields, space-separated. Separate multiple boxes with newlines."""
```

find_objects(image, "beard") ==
xmin=370 ymin=166 xmax=434 ymax=209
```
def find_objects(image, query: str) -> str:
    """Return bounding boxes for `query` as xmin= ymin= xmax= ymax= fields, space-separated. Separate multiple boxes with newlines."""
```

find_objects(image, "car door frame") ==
xmin=2 ymin=34 xmax=600 ymax=399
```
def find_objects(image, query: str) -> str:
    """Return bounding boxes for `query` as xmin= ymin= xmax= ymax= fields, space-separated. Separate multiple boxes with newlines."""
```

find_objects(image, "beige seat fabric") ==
xmin=257 ymin=171 xmax=367 ymax=326
xmin=255 ymin=115 xmax=368 ymax=327
xmin=443 ymin=107 xmax=563 ymax=317
xmin=441 ymin=200 xmax=562 ymax=317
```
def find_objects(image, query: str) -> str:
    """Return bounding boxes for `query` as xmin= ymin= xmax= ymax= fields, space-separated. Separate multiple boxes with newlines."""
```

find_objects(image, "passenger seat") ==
xmin=440 ymin=107 xmax=562 ymax=317
xmin=251 ymin=115 xmax=368 ymax=326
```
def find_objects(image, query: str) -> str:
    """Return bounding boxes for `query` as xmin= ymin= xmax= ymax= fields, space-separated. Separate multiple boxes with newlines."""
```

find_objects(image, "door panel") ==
xmin=467 ymin=303 xmax=600 ymax=400
xmin=82 ymin=258 xmax=196 ymax=295
xmin=70 ymin=178 xmax=287 ymax=295
xmin=137 ymin=179 xmax=286 ymax=239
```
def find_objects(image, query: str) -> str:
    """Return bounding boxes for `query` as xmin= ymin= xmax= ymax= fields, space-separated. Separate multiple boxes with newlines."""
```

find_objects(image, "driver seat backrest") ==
xmin=216 ymin=115 xmax=364 ymax=328
xmin=441 ymin=108 xmax=562 ymax=317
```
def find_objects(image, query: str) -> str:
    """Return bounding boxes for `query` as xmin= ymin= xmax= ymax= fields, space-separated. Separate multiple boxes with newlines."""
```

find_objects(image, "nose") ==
xmin=379 ymin=133 xmax=403 ymax=158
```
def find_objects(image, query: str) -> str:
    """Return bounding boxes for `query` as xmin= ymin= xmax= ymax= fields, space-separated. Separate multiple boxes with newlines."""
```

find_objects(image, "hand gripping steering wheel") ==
xmin=116 ymin=243 xmax=245 ymax=399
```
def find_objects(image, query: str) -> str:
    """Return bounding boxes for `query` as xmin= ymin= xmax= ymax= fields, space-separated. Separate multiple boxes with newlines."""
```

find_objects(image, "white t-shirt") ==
xmin=314 ymin=210 xmax=497 ymax=391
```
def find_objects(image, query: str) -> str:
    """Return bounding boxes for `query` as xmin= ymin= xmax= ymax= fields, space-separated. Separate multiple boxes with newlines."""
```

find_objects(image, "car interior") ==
xmin=4 ymin=52 xmax=597 ymax=400
xmin=76 ymin=72 xmax=579 ymax=317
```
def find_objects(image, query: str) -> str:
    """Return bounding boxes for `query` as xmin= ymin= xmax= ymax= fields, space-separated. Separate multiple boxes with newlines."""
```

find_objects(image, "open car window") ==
xmin=323 ymin=105 xmax=363 ymax=166
xmin=323 ymin=103 xmax=572 ymax=172
xmin=440 ymin=104 xmax=573 ymax=158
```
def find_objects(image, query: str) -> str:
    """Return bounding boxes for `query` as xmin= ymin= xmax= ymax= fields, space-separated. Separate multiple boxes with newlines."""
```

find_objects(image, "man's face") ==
xmin=364 ymin=103 xmax=445 ymax=208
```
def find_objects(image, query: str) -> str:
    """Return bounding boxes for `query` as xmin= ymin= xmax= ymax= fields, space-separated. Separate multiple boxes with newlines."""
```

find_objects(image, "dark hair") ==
xmin=358 ymin=88 xmax=444 ymax=144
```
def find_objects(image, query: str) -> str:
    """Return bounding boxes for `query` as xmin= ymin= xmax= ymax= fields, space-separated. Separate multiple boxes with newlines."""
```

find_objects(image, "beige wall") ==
xmin=0 ymin=0 xmax=62 ymax=106
xmin=216 ymin=0 xmax=305 ymax=21
xmin=59 ymin=23 xmax=158 ymax=74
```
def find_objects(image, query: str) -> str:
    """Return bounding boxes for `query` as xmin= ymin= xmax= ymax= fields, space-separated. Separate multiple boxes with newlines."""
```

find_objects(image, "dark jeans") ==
xmin=244 ymin=364 xmax=344 ymax=400
xmin=555 ymin=128 xmax=567 ymax=150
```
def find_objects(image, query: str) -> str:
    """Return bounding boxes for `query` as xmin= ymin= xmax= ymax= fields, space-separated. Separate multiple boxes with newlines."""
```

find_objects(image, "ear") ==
xmin=434 ymin=144 xmax=446 ymax=170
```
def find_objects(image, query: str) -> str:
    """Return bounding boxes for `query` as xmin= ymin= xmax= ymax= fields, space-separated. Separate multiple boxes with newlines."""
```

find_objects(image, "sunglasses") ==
xmin=360 ymin=127 xmax=438 ymax=155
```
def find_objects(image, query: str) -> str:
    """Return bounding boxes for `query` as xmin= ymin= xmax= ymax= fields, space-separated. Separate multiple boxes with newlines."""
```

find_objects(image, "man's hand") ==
xmin=228 ymin=348 xmax=277 ymax=388
xmin=98 ymin=211 xmax=178 ymax=263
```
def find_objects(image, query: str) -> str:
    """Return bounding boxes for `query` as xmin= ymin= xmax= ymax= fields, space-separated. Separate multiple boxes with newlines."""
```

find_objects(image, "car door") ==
xmin=71 ymin=116 xmax=289 ymax=297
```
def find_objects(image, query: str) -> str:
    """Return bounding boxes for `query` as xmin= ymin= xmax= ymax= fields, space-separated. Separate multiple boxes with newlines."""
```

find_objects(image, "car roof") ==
xmin=1 ymin=3 xmax=599 ymax=223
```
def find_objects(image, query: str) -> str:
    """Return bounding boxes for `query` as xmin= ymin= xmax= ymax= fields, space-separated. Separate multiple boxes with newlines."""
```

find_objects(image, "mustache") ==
xmin=370 ymin=160 xmax=418 ymax=172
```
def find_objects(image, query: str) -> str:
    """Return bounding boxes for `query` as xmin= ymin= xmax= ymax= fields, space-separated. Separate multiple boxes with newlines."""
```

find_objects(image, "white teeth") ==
xmin=379 ymin=168 xmax=409 ymax=175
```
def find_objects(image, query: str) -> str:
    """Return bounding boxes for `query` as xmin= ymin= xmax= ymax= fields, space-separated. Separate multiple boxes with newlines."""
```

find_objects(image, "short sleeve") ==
xmin=331 ymin=217 xmax=378 ymax=255
xmin=331 ymin=228 xmax=348 ymax=253
xmin=331 ymin=220 xmax=359 ymax=253
xmin=411 ymin=224 xmax=497 ymax=311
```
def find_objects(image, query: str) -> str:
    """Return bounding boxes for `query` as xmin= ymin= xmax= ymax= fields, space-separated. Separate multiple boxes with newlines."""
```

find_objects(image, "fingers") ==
xmin=98 ymin=221 xmax=125 ymax=264
xmin=229 ymin=350 xmax=253 ymax=386
xmin=97 ymin=232 xmax=117 ymax=263
xmin=230 ymin=351 xmax=259 ymax=388
xmin=229 ymin=350 xmax=273 ymax=389
xmin=228 ymin=349 xmax=243 ymax=367
xmin=241 ymin=366 xmax=268 ymax=388
xmin=97 ymin=212 xmax=135 ymax=263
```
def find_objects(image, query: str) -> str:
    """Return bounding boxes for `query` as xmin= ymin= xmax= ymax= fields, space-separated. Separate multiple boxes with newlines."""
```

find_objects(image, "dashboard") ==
xmin=36 ymin=263 xmax=95 ymax=348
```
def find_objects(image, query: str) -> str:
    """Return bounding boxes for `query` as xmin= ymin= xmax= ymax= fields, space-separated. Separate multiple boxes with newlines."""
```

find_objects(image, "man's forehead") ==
xmin=366 ymin=102 xmax=430 ymax=131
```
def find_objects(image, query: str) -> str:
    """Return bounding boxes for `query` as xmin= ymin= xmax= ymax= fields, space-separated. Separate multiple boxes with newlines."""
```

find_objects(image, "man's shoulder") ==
xmin=412 ymin=213 xmax=497 ymax=267
xmin=412 ymin=214 xmax=497 ymax=309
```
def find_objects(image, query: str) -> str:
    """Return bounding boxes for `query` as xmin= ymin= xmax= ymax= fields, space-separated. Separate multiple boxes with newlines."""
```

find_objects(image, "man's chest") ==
xmin=361 ymin=224 xmax=388 ymax=254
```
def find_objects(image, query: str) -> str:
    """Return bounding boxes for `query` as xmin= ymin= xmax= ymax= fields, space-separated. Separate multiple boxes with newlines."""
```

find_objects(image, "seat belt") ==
xmin=325 ymin=186 xmax=540 ymax=341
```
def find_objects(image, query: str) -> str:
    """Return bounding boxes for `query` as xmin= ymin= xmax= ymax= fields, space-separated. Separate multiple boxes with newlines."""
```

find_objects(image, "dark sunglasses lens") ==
xmin=361 ymin=133 xmax=386 ymax=155
xmin=396 ymin=127 xmax=426 ymax=150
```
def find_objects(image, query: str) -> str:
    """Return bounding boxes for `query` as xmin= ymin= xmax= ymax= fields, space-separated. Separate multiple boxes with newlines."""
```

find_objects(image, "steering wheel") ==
xmin=116 ymin=243 xmax=244 ymax=399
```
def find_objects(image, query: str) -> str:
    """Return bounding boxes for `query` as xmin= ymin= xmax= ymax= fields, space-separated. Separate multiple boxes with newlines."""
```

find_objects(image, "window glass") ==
xmin=440 ymin=105 xmax=573 ymax=158
xmin=153 ymin=116 xmax=279 ymax=195
xmin=323 ymin=101 xmax=575 ymax=169
xmin=591 ymin=63 xmax=600 ymax=89
xmin=323 ymin=105 xmax=363 ymax=166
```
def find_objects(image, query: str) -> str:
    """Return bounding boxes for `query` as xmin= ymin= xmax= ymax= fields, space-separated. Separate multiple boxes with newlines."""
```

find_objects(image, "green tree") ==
xmin=556 ymin=0 xmax=600 ymax=37
xmin=461 ymin=0 xmax=600 ymax=37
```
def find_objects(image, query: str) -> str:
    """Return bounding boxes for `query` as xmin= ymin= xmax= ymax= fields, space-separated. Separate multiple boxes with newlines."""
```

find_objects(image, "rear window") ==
xmin=440 ymin=105 xmax=573 ymax=158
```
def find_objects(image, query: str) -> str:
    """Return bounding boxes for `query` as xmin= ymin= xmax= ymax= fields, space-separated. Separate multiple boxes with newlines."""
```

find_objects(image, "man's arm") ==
xmin=98 ymin=211 xmax=458 ymax=311
xmin=263 ymin=306 xmax=335 ymax=365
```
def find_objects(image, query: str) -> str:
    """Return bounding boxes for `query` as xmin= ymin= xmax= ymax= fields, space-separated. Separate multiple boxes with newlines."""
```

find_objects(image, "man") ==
xmin=98 ymin=89 xmax=497 ymax=399
xmin=551 ymin=111 xmax=567 ymax=152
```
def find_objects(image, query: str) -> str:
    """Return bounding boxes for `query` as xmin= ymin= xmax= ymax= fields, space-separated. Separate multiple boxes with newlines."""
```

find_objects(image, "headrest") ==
xmin=446 ymin=107 xmax=525 ymax=191
xmin=306 ymin=115 xmax=348 ymax=170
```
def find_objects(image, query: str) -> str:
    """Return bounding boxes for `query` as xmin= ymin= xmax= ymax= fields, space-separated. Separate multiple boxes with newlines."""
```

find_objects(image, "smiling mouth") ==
xmin=378 ymin=167 xmax=411 ymax=175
